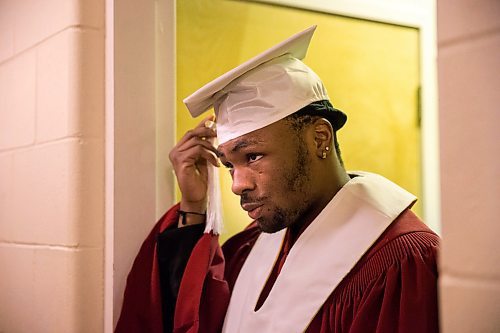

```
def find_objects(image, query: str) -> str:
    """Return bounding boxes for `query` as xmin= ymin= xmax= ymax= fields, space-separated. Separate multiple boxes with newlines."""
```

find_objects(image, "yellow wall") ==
xmin=176 ymin=0 xmax=421 ymax=241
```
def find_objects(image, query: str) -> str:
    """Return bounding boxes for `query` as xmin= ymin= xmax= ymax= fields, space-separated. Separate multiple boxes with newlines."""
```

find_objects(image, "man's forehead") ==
xmin=216 ymin=118 xmax=293 ymax=156
xmin=216 ymin=135 xmax=265 ymax=157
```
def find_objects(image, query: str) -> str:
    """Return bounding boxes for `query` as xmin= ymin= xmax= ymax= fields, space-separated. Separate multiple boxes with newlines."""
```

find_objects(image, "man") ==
xmin=116 ymin=26 xmax=439 ymax=333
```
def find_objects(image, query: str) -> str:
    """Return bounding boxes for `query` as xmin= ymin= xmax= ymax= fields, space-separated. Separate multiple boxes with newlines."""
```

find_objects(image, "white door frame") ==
xmin=105 ymin=0 xmax=176 ymax=331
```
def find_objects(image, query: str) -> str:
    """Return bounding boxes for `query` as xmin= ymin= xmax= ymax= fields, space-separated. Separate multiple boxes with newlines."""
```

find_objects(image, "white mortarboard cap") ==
xmin=183 ymin=26 xmax=346 ymax=234
xmin=183 ymin=25 xmax=344 ymax=145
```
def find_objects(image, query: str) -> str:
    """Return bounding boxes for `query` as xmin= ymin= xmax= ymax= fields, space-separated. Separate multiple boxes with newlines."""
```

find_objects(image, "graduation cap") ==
xmin=183 ymin=25 xmax=346 ymax=145
xmin=182 ymin=25 xmax=346 ymax=234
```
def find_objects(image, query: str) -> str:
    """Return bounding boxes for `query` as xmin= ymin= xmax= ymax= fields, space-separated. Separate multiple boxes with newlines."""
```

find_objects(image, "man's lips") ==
xmin=241 ymin=202 xmax=264 ymax=220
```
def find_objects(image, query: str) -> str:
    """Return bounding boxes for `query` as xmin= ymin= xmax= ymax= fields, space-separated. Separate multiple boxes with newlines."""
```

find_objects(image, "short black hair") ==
xmin=285 ymin=100 xmax=346 ymax=167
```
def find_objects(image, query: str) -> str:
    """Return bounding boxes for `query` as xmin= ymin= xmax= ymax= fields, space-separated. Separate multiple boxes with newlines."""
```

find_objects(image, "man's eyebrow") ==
xmin=216 ymin=138 xmax=262 ymax=157
xmin=232 ymin=139 xmax=260 ymax=152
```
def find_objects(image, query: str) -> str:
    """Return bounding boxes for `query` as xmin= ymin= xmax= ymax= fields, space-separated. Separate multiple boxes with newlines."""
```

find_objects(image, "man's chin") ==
xmin=256 ymin=218 xmax=286 ymax=234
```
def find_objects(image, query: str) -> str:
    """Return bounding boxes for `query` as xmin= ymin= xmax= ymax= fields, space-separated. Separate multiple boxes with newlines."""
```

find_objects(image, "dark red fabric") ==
xmin=116 ymin=204 xmax=230 ymax=333
xmin=173 ymin=233 xmax=230 ymax=333
xmin=115 ymin=204 xmax=180 ymax=333
xmin=118 ymin=206 xmax=439 ymax=333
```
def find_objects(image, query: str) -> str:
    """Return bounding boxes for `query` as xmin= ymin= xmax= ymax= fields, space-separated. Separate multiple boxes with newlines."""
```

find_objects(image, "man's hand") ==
xmin=169 ymin=116 xmax=219 ymax=225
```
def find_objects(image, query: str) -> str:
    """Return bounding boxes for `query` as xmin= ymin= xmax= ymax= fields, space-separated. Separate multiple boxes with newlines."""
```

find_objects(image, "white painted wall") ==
xmin=437 ymin=0 xmax=500 ymax=331
xmin=0 ymin=0 xmax=105 ymax=331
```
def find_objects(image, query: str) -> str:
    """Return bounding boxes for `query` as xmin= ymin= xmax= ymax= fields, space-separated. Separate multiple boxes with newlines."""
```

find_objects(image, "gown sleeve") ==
xmin=157 ymin=223 xmax=205 ymax=332
xmin=174 ymin=222 xmax=261 ymax=332
xmin=115 ymin=203 xmax=259 ymax=333
xmin=115 ymin=204 xmax=182 ymax=333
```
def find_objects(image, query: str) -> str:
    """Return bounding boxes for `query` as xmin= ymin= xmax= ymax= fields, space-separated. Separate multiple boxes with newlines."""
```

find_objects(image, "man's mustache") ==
xmin=240 ymin=193 xmax=267 ymax=206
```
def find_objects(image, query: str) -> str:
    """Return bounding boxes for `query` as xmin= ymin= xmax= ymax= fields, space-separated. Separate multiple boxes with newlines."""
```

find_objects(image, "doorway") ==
xmin=176 ymin=0 xmax=424 ymax=241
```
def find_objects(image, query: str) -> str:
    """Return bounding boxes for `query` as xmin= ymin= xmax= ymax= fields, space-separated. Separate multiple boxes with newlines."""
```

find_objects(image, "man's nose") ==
xmin=231 ymin=168 xmax=255 ymax=196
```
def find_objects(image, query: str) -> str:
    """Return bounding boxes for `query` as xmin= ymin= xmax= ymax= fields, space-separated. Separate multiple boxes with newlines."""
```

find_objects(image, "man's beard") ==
xmin=258 ymin=138 xmax=312 ymax=233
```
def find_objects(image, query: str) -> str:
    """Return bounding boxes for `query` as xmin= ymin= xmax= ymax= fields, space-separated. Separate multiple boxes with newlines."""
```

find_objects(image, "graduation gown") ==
xmin=116 ymin=174 xmax=439 ymax=333
xmin=116 ymin=207 xmax=439 ymax=333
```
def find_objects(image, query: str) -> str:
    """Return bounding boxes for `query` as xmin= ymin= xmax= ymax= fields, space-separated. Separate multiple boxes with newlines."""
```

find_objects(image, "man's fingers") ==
xmin=177 ymin=136 xmax=219 ymax=155
xmin=196 ymin=114 xmax=215 ymax=127
xmin=199 ymin=149 xmax=220 ymax=167
xmin=170 ymin=115 xmax=219 ymax=173
xmin=177 ymin=116 xmax=217 ymax=145
xmin=175 ymin=145 xmax=219 ymax=168
xmin=177 ymin=126 xmax=217 ymax=146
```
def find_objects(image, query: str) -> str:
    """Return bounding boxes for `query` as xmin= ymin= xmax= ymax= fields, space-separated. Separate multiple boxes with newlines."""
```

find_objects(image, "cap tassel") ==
xmin=204 ymin=134 xmax=223 ymax=235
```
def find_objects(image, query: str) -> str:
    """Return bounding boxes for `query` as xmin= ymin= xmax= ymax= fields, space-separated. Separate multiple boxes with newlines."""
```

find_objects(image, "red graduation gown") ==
xmin=116 ymin=205 xmax=439 ymax=333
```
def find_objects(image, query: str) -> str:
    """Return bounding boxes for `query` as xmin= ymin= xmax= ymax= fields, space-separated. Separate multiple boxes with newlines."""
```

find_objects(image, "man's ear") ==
xmin=313 ymin=118 xmax=333 ymax=159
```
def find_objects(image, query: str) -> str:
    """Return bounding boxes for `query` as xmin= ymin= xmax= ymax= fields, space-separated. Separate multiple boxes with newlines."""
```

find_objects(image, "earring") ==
xmin=321 ymin=145 xmax=329 ymax=159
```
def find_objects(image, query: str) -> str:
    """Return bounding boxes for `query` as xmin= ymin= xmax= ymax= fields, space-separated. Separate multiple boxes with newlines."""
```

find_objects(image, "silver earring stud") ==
xmin=325 ymin=146 xmax=330 ymax=151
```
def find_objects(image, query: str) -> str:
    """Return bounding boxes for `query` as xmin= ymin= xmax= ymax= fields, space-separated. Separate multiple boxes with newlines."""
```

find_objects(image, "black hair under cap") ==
xmin=295 ymin=100 xmax=347 ymax=131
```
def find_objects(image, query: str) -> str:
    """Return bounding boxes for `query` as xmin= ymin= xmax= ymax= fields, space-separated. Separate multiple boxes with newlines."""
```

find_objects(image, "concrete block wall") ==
xmin=0 ymin=0 xmax=105 ymax=332
xmin=438 ymin=0 xmax=500 ymax=332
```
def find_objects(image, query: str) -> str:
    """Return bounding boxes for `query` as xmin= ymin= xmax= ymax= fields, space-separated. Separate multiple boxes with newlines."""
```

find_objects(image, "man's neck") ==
xmin=288 ymin=170 xmax=350 ymax=242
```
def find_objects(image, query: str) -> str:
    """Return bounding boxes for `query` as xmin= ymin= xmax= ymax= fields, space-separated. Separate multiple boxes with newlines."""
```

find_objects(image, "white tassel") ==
xmin=204 ymin=121 xmax=223 ymax=235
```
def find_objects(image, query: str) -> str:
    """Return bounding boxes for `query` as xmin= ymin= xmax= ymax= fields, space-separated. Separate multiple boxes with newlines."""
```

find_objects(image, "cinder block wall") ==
xmin=0 ymin=1 xmax=105 ymax=331
xmin=438 ymin=0 xmax=500 ymax=332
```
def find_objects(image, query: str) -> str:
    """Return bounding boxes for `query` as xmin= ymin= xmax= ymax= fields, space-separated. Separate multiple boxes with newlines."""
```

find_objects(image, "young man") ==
xmin=116 ymin=26 xmax=439 ymax=333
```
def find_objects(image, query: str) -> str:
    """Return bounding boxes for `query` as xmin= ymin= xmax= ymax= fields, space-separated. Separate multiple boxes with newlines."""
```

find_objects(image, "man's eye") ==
xmin=248 ymin=154 xmax=263 ymax=162
xmin=223 ymin=162 xmax=233 ymax=169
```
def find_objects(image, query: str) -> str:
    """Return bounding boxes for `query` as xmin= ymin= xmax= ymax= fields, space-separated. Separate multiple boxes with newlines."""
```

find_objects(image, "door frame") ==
xmin=105 ymin=0 xmax=176 ymax=331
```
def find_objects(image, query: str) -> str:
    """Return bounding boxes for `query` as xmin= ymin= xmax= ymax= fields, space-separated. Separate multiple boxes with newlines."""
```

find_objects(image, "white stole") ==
xmin=222 ymin=172 xmax=416 ymax=333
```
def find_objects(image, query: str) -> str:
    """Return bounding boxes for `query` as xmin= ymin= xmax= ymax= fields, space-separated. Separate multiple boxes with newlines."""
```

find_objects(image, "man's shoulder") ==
xmin=333 ymin=209 xmax=439 ymax=299
xmin=368 ymin=208 xmax=439 ymax=258
xmin=351 ymin=209 xmax=439 ymax=282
